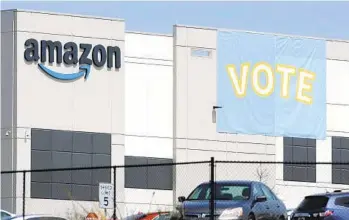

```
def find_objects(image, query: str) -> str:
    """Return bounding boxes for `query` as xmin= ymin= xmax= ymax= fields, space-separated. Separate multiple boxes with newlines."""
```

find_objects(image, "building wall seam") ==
xmin=7 ymin=9 xmax=125 ymax=22
xmin=7 ymin=127 xmax=349 ymax=140
xmin=174 ymin=24 xmax=349 ymax=43
xmin=175 ymin=44 xmax=217 ymax=50
xmin=125 ymin=56 xmax=173 ymax=62
xmin=14 ymin=30 xmax=126 ymax=41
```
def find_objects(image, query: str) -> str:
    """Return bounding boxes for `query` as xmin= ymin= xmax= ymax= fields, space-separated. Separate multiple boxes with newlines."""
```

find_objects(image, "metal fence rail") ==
xmin=1 ymin=158 xmax=349 ymax=220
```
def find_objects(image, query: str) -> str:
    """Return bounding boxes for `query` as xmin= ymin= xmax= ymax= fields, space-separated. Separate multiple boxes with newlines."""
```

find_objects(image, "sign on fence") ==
xmin=99 ymin=182 xmax=114 ymax=209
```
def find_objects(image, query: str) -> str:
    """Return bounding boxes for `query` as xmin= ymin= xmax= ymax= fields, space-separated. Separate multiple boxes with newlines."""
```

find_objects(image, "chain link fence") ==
xmin=1 ymin=159 xmax=349 ymax=220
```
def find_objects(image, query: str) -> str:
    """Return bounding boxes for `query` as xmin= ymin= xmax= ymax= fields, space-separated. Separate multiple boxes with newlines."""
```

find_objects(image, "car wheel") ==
xmin=248 ymin=214 xmax=255 ymax=220
xmin=279 ymin=216 xmax=285 ymax=220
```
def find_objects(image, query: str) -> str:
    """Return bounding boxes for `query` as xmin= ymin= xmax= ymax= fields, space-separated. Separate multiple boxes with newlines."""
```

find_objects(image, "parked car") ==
xmin=290 ymin=190 xmax=349 ymax=220
xmin=138 ymin=212 xmax=171 ymax=220
xmin=5 ymin=215 xmax=67 ymax=220
xmin=123 ymin=212 xmax=171 ymax=220
xmin=1 ymin=210 xmax=15 ymax=220
xmin=177 ymin=180 xmax=287 ymax=220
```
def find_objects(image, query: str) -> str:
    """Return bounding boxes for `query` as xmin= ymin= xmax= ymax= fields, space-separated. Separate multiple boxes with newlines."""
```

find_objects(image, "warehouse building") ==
xmin=1 ymin=9 xmax=348 ymax=218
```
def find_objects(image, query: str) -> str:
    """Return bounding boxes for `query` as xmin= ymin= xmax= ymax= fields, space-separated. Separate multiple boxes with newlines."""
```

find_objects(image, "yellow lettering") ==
xmin=276 ymin=64 xmax=296 ymax=98
xmin=226 ymin=63 xmax=250 ymax=98
xmin=225 ymin=62 xmax=316 ymax=104
xmin=296 ymin=69 xmax=316 ymax=104
xmin=251 ymin=62 xmax=274 ymax=97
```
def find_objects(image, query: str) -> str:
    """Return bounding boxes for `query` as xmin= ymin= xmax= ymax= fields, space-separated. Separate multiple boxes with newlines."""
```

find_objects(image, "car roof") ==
xmin=305 ymin=191 xmax=349 ymax=198
xmin=10 ymin=215 xmax=44 ymax=219
xmin=199 ymin=180 xmax=258 ymax=185
xmin=1 ymin=210 xmax=14 ymax=215
xmin=9 ymin=215 xmax=67 ymax=220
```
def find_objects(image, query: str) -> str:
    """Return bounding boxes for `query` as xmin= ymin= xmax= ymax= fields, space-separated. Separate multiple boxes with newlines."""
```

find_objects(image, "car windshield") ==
xmin=297 ymin=196 xmax=329 ymax=212
xmin=1 ymin=212 xmax=11 ymax=218
xmin=187 ymin=183 xmax=251 ymax=201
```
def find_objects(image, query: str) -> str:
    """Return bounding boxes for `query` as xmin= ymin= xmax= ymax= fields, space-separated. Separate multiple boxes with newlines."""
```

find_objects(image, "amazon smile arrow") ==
xmin=38 ymin=64 xmax=91 ymax=81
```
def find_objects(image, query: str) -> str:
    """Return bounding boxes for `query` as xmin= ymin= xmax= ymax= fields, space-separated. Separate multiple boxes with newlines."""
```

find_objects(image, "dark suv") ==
xmin=291 ymin=191 xmax=349 ymax=220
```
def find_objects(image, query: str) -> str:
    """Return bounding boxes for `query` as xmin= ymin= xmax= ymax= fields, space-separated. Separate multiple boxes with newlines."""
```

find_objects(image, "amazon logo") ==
xmin=24 ymin=39 xmax=121 ymax=81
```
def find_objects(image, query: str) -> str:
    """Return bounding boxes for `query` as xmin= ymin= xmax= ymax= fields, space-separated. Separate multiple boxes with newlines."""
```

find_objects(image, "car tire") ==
xmin=278 ymin=216 xmax=285 ymax=220
xmin=248 ymin=214 xmax=255 ymax=220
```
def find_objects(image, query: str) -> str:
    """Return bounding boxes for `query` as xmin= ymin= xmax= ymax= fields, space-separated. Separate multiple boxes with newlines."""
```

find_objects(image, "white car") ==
xmin=1 ymin=210 xmax=15 ymax=219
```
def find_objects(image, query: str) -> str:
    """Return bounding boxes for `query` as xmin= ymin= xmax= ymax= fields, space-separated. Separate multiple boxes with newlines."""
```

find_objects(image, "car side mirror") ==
xmin=178 ymin=196 xmax=186 ymax=202
xmin=255 ymin=196 xmax=267 ymax=203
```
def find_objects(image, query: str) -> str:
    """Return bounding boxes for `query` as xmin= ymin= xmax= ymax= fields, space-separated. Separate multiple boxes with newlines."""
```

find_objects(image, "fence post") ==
xmin=22 ymin=171 xmax=26 ymax=218
xmin=210 ymin=157 xmax=215 ymax=220
xmin=113 ymin=166 xmax=116 ymax=220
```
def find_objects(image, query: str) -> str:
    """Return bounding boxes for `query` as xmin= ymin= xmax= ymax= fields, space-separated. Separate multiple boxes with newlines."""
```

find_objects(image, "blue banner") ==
xmin=216 ymin=31 xmax=326 ymax=139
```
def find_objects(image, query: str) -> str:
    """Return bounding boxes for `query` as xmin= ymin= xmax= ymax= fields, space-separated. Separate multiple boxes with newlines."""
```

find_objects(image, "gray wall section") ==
xmin=332 ymin=136 xmax=349 ymax=185
xmin=1 ymin=10 xmax=16 ymax=213
xmin=30 ymin=128 xmax=112 ymax=201
xmin=124 ymin=156 xmax=173 ymax=190
xmin=283 ymin=137 xmax=316 ymax=183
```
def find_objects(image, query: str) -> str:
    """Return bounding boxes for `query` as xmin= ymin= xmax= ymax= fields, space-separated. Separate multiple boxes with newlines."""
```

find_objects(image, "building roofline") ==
xmin=2 ymin=9 xmax=347 ymax=42
xmin=126 ymin=30 xmax=173 ymax=37
xmin=2 ymin=9 xmax=173 ymax=37
xmin=1 ymin=9 xmax=125 ymax=22
xmin=174 ymin=24 xmax=349 ymax=43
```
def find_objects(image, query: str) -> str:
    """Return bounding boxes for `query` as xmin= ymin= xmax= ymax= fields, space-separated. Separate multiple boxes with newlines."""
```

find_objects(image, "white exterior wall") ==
xmin=173 ymin=26 xmax=276 ymax=200
xmin=3 ymin=10 xmax=126 ymax=217
xmin=173 ymin=25 xmax=349 ymax=210
xmin=275 ymin=45 xmax=349 ymax=209
xmin=124 ymin=32 xmax=174 ymax=213
xmin=1 ymin=9 xmax=348 ymax=217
